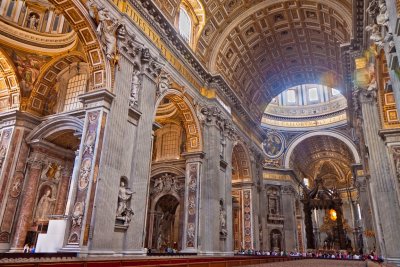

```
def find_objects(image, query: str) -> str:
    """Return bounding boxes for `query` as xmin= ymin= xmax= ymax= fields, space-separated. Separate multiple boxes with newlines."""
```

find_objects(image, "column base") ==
xmin=121 ymin=248 xmax=147 ymax=256
xmin=0 ymin=243 xmax=10 ymax=253
xmin=8 ymin=247 xmax=23 ymax=253
xmin=87 ymin=250 xmax=116 ymax=257
xmin=199 ymin=251 xmax=234 ymax=256
xmin=180 ymin=248 xmax=198 ymax=254
xmin=386 ymin=257 xmax=400 ymax=266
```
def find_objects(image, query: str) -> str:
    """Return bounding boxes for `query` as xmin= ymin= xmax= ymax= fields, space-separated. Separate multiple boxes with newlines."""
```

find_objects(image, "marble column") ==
xmin=123 ymin=71 xmax=158 ymax=255
xmin=181 ymin=152 xmax=204 ymax=253
xmin=197 ymin=105 xmax=234 ymax=255
xmin=359 ymin=89 xmax=400 ymax=263
xmin=54 ymin=167 xmax=72 ymax=215
xmin=356 ymin=175 xmax=376 ymax=254
xmin=376 ymin=0 xmax=400 ymax=115
xmin=281 ymin=185 xmax=296 ymax=251
xmin=61 ymin=90 xmax=114 ymax=254
xmin=9 ymin=156 xmax=43 ymax=251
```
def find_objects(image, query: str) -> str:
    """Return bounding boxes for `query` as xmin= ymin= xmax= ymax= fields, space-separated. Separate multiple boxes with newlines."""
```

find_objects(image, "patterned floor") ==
xmin=245 ymin=259 xmax=368 ymax=267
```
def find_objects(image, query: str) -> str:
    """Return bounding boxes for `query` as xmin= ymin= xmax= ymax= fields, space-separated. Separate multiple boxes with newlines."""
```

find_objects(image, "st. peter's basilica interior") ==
xmin=0 ymin=0 xmax=399 ymax=265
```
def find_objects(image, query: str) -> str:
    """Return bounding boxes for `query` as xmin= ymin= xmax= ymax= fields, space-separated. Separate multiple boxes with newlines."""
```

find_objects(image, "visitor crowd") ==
xmin=235 ymin=249 xmax=384 ymax=263
xmin=22 ymin=244 xmax=35 ymax=253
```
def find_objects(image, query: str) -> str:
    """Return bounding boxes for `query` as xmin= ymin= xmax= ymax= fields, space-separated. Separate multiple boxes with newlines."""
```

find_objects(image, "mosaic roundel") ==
xmin=262 ymin=132 xmax=285 ymax=159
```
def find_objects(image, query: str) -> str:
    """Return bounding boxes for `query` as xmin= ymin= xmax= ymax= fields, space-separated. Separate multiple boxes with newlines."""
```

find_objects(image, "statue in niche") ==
xmin=271 ymin=232 xmax=281 ymax=251
xmin=129 ymin=69 xmax=141 ymax=107
xmin=35 ymin=187 xmax=56 ymax=221
xmin=116 ymin=179 xmax=135 ymax=226
xmin=219 ymin=199 xmax=228 ymax=238
xmin=220 ymin=136 xmax=226 ymax=159
xmin=28 ymin=13 xmax=39 ymax=30
xmin=96 ymin=8 xmax=121 ymax=60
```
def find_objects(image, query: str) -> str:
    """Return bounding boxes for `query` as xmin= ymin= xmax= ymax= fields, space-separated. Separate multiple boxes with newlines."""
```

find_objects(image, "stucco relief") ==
xmin=185 ymin=163 xmax=199 ymax=248
xmin=67 ymin=110 xmax=100 ymax=245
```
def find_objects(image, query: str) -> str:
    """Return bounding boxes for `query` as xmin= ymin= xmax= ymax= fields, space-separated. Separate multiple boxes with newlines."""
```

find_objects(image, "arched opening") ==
xmin=231 ymin=142 xmax=253 ymax=251
xmin=146 ymin=91 xmax=202 ymax=252
xmin=270 ymin=229 xmax=282 ymax=252
xmin=17 ymin=116 xmax=83 ymax=249
xmin=288 ymin=134 xmax=358 ymax=251
xmin=148 ymin=187 xmax=183 ymax=252
xmin=0 ymin=49 xmax=20 ymax=111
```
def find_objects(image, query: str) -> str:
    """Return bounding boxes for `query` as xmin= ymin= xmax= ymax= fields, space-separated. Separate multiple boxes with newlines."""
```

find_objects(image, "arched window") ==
xmin=178 ymin=7 xmax=192 ymax=43
xmin=63 ymin=74 xmax=87 ymax=112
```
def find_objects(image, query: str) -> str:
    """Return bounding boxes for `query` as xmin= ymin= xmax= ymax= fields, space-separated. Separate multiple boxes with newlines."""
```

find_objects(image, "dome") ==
xmin=262 ymin=84 xmax=347 ymax=130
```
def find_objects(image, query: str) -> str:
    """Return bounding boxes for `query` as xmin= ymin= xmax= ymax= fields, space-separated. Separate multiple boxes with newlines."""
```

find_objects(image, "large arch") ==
xmin=28 ymin=52 xmax=87 ymax=115
xmin=284 ymin=131 xmax=361 ymax=168
xmin=0 ymin=49 xmax=20 ymax=111
xmin=194 ymin=0 xmax=352 ymax=114
xmin=154 ymin=88 xmax=203 ymax=152
xmin=232 ymin=141 xmax=253 ymax=182
xmin=47 ymin=0 xmax=111 ymax=90
xmin=26 ymin=115 xmax=84 ymax=144
xmin=206 ymin=0 xmax=352 ymax=71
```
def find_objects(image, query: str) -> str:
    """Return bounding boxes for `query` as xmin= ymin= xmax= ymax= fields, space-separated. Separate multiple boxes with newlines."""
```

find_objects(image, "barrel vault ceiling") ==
xmin=153 ymin=0 xmax=353 ymax=114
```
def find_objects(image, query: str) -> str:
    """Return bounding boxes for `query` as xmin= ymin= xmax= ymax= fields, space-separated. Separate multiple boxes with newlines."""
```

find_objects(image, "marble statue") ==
xmin=130 ymin=70 xmax=141 ymax=107
xmin=96 ymin=8 xmax=121 ymax=60
xmin=35 ymin=188 xmax=56 ymax=221
xmin=157 ymin=71 xmax=170 ymax=96
xmin=272 ymin=232 xmax=280 ymax=250
xmin=153 ymin=177 xmax=163 ymax=192
xmin=219 ymin=199 xmax=228 ymax=238
xmin=116 ymin=180 xmax=134 ymax=226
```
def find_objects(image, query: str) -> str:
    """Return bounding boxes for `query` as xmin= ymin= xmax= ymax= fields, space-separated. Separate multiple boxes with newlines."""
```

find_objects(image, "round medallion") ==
xmin=262 ymin=132 xmax=285 ymax=158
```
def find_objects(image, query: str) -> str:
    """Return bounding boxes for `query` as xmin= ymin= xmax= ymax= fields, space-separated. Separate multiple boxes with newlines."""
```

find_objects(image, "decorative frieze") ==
xmin=184 ymin=162 xmax=200 ymax=249
xmin=243 ymin=189 xmax=253 ymax=250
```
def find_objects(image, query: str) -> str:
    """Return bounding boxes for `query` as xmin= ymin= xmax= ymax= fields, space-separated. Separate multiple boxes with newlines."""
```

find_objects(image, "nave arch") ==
xmin=284 ymin=131 xmax=361 ymax=169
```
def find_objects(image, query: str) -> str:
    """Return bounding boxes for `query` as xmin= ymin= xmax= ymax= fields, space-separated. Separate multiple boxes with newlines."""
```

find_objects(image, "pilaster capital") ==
xmin=27 ymin=156 xmax=44 ymax=169
xmin=182 ymin=151 xmax=205 ymax=163
xmin=281 ymin=185 xmax=296 ymax=195
xmin=79 ymin=89 xmax=115 ymax=111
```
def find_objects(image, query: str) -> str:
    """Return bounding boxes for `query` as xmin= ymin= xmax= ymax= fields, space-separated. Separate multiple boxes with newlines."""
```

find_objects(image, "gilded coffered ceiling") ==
xmin=289 ymin=135 xmax=354 ymax=188
xmin=153 ymin=0 xmax=353 ymax=114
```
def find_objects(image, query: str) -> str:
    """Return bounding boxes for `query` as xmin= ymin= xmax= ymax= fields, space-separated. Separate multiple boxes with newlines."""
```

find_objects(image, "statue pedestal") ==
xmin=36 ymin=219 xmax=67 ymax=252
